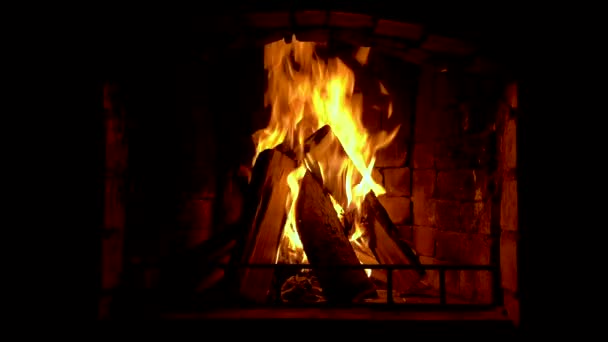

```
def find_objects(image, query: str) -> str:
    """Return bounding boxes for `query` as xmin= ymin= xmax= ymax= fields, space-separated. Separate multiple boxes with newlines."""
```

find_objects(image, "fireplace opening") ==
xmin=100 ymin=9 xmax=520 ymax=330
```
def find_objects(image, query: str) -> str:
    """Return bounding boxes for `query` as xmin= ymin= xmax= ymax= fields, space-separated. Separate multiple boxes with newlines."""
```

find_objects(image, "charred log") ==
xmin=296 ymin=171 xmax=377 ymax=303
xmin=304 ymin=125 xmax=425 ymax=292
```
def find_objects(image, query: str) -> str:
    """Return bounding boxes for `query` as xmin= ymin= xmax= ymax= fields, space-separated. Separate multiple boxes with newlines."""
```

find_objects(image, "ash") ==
xmin=280 ymin=270 xmax=326 ymax=304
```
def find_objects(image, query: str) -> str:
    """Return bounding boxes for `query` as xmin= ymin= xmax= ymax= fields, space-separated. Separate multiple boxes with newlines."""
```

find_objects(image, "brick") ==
xmin=435 ymin=231 xmax=491 ymax=265
xmin=500 ymin=179 xmax=518 ymax=231
xmin=412 ymin=170 xmax=436 ymax=198
xmin=474 ymin=270 xmax=494 ymax=304
xmin=372 ymin=168 xmax=383 ymax=187
xmin=431 ymin=199 xmax=461 ymax=232
xmin=503 ymin=289 xmax=520 ymax=326
xmin=331 ymin=29 xmax=372 ymax=47
xmin=435 ymin=231 xmax=464 ymax=263
xmin=436 ymin=169 xmax=488 ymax=201
xmin=500 ymin=231 xmax=518 ymax=292
xmin=390 ymin=48 xmax=430 ymax=65
xmin=179 ymin=199 xmax=214 ymax=248
xmin=384 ymin=167 xmax=411 ymax=196
xmin=412 ymin=142 xmax=434 ymax=169
xmin=328 ymin=12 xmax=373 ymax=28
xmin=245 ymin=12 xmax=291 ymax=28
xmin=104 ymin=176 xmax=126 ymax=230
xmin=412 ymin=170 xmax=436 ymax=226
xmin=421 ymin=34 xmax=477 ymax=56
xmin=374 ymin=19 xmax=424 ymax=41
xmin=104 ymin=116 xmax=128 ymax=175
xmin=434 ymin=135 xmax=495 ymax=170
xmin=459 ymin=270 xmax=476 ymax=301
xmin=295 ymin=29 xmax=330 ymax=43
xmin=412 ymin=226 xmax=435 ymax=257
xmin=101 ymin=231 xmax=124 ymax=290
xmin=461 ymin=234 xmax=492 ymax=265
xmin=372 ymin=36 xmax=408 ymax=51
xmin=445 ymin=270 xmax=461 ymax=298
xmin=376 ymin=143 xmax=408 ymax=168
xmin=461 ymin=200 xmax=492 ymax=234
xmin=294 ymin=10 xmax=327 ymax=26
xmin=395 ymin=225 xmax=413 ymax=243
xmin=421 ymin=269 xmax=440 ymax=290
xmin=378 ymin=196 xmax=411 ymax=224
xmin=504 ymin=119 xmax=517 ymax=169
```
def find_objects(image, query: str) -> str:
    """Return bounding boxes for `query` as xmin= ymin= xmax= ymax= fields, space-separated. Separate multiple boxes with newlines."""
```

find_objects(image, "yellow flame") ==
xmin=252 ymin=36 xmax=399 ymax=266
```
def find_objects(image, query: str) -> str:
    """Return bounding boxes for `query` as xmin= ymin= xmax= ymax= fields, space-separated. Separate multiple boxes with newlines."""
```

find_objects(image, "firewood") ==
xmin=303 ymin=124 xmax=425 ymax=293
xmin=359 ymin=192 xmax=424 ymax=292
xmin=296 ymin=171 xmax=377 ymax=303
xmin=236 ymin=148 xmax=296 ymax=303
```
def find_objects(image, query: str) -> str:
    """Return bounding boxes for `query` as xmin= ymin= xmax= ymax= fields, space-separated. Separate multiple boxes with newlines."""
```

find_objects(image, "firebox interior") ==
xmin=100 ymin=10 xmax=520 ymax=332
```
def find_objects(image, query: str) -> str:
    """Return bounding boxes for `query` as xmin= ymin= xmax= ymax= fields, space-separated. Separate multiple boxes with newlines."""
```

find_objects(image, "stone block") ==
xmin=431 ymin=199 xmax=461 ymax=232
xmin=412 ymin=226 xmax=436 ymax=257
xmin=101 ymin=231 xmax=124 ymax=290
xmin=104 ymin=176 xmax=126 ymax=230
xmin=461 ymin=200 xmax=492 ymax=234
xmin=500 ymin=231 xmax=518 ymax=292
xmin=374 ymin=19 xmax=424 ymax=41
xmin=245 ymin=12 xmax=291 ymax=28
xmin=461 ymin=234 xmax=492 ymax=265
xmin=392 ymin=48 xmax=430 ymax=65
xmin=295 ymin=29 xmax=330 ymax=43
xmin=383 ymin=167 xmax=411 ymax=196
xmin=435 ymin=231 xmax=464 ymax=263
xmin=500 ymin=179 xmax=518 ymax=231
xmin=179 ymin=198 xmax=214 ymax=249
xmin=445 ymin=270 xmax=460 ymax=298
xmin=331 ymin=29 xmax=372 ymax=47
xmin=412 ymin=170 xmax=436 ymax=226
xmin=104 ymin=116 xmax=128 ymax=176
xmin=395 ymin=225 xmax=413 ymax=244
xmin=420 ymin=34 xmax=477 ymax=56
xmin=372 ymin=168 xmax=384 ymax=187
xmin=504 ymin=119 xmax=517 ymax=169
xmin=294 ymin=10 xmax=327 ymax=26
xmin=503 ymin=289 xmax=520 ymax=326
xmin=412 ymin=142 xmax=434 ymax=169
xmin=436 ymin=169 xmax=488 ymax=201
xmin=372 ymin=36 xmax=408 ymax=51
xmin=328 ymin=12 xmax=374 ymax=28
xmin=459 ymin=270 xmax=476 ymax=301
xmin=474 ymin=270 xmax=494 ymax=304
xmin=435 ymin=231 xmax=493 ymax=267
xmin=434 ymin=135 xmax=495 ymax=170
xmin=378 ymin=196 xmax=411 ymax=224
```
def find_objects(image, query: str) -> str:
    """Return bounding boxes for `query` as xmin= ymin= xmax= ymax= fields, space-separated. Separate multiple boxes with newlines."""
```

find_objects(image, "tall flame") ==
xmin=252 ymin=36 xmax=399 ymax=266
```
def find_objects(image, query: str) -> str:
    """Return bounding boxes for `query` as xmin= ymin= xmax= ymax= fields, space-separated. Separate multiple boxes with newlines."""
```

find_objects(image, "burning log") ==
xmin=296 ymin=171 xmax=377 ymax=303
xmin=304 ymin=125 xmax=425 ymax=293
xmin=359 ymin=192 xmax=424 ymax=292
xmin=237 ymin=148 xmax=296 ymax=303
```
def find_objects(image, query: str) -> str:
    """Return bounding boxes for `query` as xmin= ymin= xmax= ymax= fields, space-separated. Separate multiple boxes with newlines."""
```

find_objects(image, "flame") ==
xmin=252 ymin=36 xmax=399 ymax=266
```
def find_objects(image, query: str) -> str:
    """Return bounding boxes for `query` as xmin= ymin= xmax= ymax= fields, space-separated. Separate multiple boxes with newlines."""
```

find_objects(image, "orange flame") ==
xmin=252 ymin=36 xmax=399 ymax=266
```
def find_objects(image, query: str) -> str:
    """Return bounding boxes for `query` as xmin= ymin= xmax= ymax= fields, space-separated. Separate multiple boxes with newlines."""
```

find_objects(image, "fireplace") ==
xmin=99 ymin=5 xmax=522 ymax=335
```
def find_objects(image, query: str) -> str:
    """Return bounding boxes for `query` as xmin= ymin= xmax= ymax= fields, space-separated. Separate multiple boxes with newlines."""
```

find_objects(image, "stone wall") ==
xmin=497 ymin=83 xmax=519 ymax=324
xmin=406 ymin=63 xmax=506 ymax=304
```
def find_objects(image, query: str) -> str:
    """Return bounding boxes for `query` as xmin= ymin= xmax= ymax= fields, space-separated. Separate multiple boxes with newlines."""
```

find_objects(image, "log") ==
xmin=237 ymin=148 xmax=296 ymax=303
xmin=359 ymin=192 xmax=424 ymax=293
xmin=303 ymin=125 xmax=425 ymax=293
xmin=296 ymin=171 xmax=377 ymax=303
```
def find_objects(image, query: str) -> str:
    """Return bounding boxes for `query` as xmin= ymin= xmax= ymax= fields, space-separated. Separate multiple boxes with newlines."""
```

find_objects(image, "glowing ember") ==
xmin=251 ymin=35 xmax=399 ymax=268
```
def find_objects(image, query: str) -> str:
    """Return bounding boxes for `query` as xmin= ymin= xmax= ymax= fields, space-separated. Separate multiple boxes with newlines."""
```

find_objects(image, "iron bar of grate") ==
xmin=216 ymin=263 xmax=498 ymax=307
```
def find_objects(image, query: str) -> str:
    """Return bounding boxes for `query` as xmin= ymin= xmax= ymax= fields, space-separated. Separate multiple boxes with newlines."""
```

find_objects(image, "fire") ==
xmin=252 ymin=35 xmax=399 ymax=267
